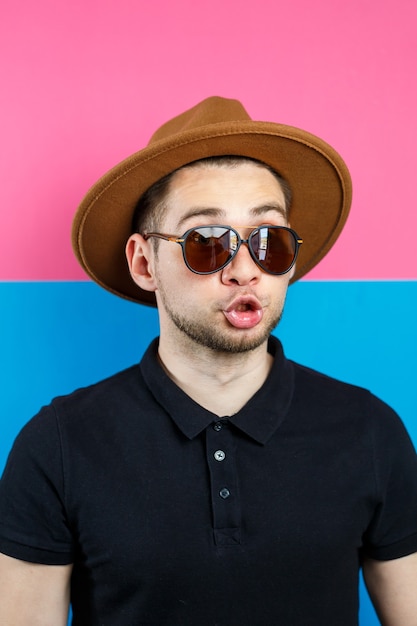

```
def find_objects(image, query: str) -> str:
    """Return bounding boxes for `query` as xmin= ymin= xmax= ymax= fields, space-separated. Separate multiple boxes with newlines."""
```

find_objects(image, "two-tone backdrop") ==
xmin=1 ymin=1 xmax=416 ymax=624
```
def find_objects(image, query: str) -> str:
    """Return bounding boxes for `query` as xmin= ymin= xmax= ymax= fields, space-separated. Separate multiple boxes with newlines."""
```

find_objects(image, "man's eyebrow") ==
xmin=175 ymin=204 xmax=287 ymax=230
xmin=249 ymin=203 xmax=287 ymax=219
xmin=176 ymin=207 xmax=225 ymax=230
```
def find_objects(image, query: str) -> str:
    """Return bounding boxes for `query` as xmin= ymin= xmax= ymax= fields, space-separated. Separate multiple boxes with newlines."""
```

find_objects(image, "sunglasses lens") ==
xmin=250 ymin=227 xmax=297 ymax=274
xmin=184 ymin=227 xmax=234 ymax=273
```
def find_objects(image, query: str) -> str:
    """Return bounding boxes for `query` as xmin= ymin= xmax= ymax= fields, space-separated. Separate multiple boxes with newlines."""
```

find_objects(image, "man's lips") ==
xmin=223 ymin=296 xmax=264 ymax=329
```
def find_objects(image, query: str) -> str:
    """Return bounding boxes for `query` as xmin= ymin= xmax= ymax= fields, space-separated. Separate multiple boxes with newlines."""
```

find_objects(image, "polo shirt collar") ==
xmin=140 ymin=336 xmax=294 ymax=445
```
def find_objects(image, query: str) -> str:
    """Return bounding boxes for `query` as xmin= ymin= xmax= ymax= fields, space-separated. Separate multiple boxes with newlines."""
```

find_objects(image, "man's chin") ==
xmin=180 ymin=321 xmax=279 ymax=354
xmin=163 ymin=302 xmax=282 ymax=354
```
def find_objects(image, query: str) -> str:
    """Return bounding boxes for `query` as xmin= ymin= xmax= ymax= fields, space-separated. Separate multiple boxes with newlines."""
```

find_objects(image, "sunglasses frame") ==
xmin=143 ymin=225 xmax=303 ymax=276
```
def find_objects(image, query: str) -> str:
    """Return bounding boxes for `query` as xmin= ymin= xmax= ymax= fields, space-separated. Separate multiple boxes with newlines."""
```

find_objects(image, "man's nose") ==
xmin=221 ymin=241 xmax=261 ymax=285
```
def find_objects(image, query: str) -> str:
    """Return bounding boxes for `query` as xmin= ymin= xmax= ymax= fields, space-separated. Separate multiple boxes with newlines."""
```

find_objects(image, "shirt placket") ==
xmin=206 ymin=418 xmax=241 ymax=547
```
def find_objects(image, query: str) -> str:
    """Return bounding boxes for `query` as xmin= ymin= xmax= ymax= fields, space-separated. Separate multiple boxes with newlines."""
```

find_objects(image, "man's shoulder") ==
xmin=52 ymin=362 xmax=143 ymax=408
xmin=50 ymin=339 xmax=160 ymax=415
xmin=6 ymin=363 xmax=154 ymax=460
xmin=23 ymin=363 xmax=149 ymax=439
xmin=289 ymin=358 xmax=398 ymax=421
xmin=291 ymin=359 xmax=363 ymax=391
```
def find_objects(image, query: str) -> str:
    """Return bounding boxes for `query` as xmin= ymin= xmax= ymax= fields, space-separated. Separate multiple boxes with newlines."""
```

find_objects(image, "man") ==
xmin=0 ymin=97 xmax=416 ymax=625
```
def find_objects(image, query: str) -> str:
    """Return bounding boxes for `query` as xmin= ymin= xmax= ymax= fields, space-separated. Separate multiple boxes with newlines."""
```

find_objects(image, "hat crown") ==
xmin=149 ymin=96 xmax=252 ymax=145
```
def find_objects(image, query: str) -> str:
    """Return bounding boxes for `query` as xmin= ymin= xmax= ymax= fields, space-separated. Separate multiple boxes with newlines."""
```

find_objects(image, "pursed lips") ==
xmin=223 ymin=295 xmax=264 ymax=329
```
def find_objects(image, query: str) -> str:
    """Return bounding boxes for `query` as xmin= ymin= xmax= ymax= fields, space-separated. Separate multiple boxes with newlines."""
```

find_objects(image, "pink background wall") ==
xmin=1 ymin=0 xmax=416 ymax=282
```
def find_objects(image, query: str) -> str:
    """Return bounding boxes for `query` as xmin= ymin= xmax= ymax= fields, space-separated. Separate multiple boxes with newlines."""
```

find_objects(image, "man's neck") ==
xmin=157 ymin=337 xmax=273 ymax=417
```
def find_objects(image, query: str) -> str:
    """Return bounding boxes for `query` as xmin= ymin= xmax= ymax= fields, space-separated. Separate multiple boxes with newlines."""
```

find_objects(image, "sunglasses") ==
xmin=143 ymin=225 xmax=303 ymax=275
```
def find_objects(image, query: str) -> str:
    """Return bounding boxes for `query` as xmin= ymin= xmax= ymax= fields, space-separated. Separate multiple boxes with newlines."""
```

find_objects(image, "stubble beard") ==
xmin=158 ymin=284 xmax=284 ymax=354
xmin=168 ymin=310 xmax=282 ymax=353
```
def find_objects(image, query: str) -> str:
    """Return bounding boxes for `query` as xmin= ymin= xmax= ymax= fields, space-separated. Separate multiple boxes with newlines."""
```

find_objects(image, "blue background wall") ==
xmin=1 ymin=279 xmax=416 ymax=624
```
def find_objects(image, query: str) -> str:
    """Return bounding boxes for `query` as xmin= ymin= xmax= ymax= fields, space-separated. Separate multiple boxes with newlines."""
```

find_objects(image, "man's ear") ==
xmin=125 ymin=234 xmax=157 ymax=293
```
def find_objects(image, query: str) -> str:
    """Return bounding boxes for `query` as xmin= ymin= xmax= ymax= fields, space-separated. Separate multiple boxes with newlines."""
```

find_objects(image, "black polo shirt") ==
xmin=1 ymin=337 xmax=417 ymax=625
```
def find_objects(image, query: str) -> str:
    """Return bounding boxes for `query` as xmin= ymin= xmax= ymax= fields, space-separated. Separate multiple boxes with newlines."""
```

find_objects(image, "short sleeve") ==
xmin=362 ymin=396 xmax=417 ymax=560
xmin=0 ymin=406 xmax=74 ymax=565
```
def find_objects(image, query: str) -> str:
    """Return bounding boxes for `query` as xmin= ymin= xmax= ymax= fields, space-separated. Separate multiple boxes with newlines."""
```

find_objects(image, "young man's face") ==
xmin=134 ymin=160 xmax=295 ymax=354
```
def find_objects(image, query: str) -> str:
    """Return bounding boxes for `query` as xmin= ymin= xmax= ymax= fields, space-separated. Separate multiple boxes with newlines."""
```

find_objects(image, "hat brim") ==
xmin=72 ymin=120 xmax=352 ymax=306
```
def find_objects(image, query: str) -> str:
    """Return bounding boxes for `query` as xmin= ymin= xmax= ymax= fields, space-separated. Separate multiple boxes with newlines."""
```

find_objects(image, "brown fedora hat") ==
xmin=72 ymin=96 xmax=352 ymax=306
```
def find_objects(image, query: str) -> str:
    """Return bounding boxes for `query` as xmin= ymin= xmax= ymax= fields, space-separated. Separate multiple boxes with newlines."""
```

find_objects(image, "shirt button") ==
xmin=213 ymin=422 xmax=222 ymax=431
xmin=219 ymin=488 xmax=230 ymax=499
xmin=214 ymin=450 xmax=226 ymax=462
